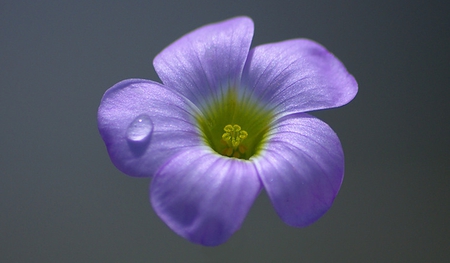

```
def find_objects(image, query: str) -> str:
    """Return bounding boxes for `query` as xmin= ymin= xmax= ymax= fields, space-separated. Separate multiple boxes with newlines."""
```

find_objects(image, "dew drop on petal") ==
xmin=126 ymin=114 xmax=153 ymax=142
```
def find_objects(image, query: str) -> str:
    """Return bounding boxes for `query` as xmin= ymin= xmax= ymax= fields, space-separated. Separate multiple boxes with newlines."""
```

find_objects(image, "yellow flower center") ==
xmin=196 ymin=87 xmax=273 ymax=160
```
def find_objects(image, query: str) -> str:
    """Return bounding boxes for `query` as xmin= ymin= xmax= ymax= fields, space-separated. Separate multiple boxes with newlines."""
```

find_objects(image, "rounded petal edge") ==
xmin=242 ymin=39 xmax=358 ymax=116
xmin=98 ymin=79 xmax=201 ymax=177
xmin=253 ymin=113 xmax=344 ymax=227
xmin=151 ymin=147 xmax=261 ymax=246
xmin=154 ymin=17 xmax=254 ymax=109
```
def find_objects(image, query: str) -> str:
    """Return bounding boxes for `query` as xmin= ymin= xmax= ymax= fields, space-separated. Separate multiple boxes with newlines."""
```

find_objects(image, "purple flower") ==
xmin=98 ymin=17 xmax=357 ymax=246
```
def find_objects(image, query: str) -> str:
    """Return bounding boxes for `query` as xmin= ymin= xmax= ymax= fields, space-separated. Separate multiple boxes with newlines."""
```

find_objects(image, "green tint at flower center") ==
xmin=197 ymin=88 xmax=273 ymax=160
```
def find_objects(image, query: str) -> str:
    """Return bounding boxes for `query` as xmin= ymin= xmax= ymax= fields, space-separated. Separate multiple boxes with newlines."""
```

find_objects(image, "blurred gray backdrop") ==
xmin=1 ymin=0 xmax=449 ymax=262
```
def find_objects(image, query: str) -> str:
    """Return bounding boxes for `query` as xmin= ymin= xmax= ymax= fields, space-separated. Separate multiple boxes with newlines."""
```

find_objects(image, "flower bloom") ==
xmin=98 ymin=17 xmax=357 ymax=246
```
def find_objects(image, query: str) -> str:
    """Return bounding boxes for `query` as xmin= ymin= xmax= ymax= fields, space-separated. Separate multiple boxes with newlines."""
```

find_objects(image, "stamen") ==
xmin=221 ymin=124 xmax=248 ymax=158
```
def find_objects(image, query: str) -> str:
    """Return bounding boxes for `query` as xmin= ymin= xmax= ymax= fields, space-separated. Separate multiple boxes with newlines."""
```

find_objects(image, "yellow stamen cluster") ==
xmin=221 ymin=124 xmax=248 ymax=158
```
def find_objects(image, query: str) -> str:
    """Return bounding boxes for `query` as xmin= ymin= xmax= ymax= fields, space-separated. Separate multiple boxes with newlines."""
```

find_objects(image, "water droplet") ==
xmin=126 ymin=114 xmax=153 ymax=142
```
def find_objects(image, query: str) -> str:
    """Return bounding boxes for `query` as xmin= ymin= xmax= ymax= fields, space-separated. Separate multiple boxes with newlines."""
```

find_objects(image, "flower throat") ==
xmin=196 ymin=88 xmax=273 ymax=160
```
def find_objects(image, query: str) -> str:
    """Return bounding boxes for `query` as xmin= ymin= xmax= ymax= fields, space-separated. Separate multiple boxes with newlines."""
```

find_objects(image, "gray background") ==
xmin=1 ymin=0 xmax=449 ymax=262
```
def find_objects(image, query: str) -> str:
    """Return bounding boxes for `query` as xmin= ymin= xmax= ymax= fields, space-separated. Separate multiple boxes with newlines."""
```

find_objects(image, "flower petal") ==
xmin=154 ymin=17 xmax=254 ymax=109
xmin=98 ymin=79 xmax=201 ymax=177
xmin=151 ymin=147 xmax=261 ymax=246
xmin=253 ymin=113 xmax=344 ymax=227
xmin=242 ymin=39 xmax=357 ymax=116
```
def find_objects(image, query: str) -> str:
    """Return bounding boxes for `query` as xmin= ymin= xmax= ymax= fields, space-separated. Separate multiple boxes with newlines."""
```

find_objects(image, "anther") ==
xmin=221 ymin=124 xmax=248 ymax=158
